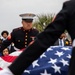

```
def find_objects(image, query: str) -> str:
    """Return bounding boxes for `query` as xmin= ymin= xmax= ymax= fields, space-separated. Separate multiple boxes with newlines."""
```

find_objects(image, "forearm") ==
xmin=8 ymin=38 xmax=48 ymax=75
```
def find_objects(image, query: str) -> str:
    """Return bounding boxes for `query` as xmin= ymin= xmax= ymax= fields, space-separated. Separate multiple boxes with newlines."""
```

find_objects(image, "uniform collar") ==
xmin=21 ymin=27 xmax=32 ymax=32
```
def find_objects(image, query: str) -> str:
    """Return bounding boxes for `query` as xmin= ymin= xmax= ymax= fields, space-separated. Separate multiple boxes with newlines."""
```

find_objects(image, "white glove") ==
xmin=0 ymin=68 xmax=14 ymax=75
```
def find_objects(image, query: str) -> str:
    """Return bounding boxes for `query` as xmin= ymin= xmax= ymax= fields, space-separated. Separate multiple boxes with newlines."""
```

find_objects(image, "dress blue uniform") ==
xmin=0 ymin=0 xmax=75 ymax=75
xmin=7 ymin=1 xmax=75 ymax=75
xmin=8 ymin=1 xmax=75 ymax=75
xmin=0 ymin=13 xmax=39 ymax=52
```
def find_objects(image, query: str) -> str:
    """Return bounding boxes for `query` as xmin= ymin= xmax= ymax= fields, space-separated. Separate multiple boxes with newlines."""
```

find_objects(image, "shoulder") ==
xmin=62 ymin=1 xmax=75 ymax=13
xmin=12 ymin=27 xmax=22 ymax=32
xmin=63 ymin=0 xmax=75 ymax=7
xmin=32 ymin=28 xmax=39 ymax=33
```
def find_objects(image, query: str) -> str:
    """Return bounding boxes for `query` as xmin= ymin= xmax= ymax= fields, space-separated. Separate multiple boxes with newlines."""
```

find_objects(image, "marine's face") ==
xmin=22 ymin=20 xmax=33 ymax=30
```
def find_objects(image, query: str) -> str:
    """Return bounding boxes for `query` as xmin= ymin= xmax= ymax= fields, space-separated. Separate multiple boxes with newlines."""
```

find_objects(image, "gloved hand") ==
xmin=0 ymin=68 xmax=13 ymax=75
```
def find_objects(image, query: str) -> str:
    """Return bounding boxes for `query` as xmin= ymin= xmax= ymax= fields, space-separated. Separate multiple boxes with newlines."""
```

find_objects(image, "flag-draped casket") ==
xmin=0 ymin=46 xmax=72 ymax=75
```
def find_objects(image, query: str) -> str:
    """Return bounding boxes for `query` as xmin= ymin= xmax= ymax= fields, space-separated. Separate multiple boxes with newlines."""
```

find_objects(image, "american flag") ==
xmin=0 ymin=46 xmax=72 ymax=75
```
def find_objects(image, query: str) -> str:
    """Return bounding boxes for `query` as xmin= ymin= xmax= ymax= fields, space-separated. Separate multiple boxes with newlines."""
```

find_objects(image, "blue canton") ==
xmin=22 ymin=46 xmax=72 ymax=75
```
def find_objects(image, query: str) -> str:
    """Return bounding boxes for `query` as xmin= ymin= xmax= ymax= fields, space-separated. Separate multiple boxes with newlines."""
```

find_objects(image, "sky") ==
xmin=0 ymin=0 xmax=67 ymax=34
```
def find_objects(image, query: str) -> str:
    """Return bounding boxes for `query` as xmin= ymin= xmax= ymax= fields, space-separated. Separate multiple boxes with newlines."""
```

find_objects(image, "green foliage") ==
xmin=33 ymin=13 xmax=55 ymax=32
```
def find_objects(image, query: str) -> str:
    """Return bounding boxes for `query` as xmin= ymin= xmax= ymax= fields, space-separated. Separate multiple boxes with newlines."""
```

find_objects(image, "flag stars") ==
xmin=40 ymin=53 xmax=46 ymax=58
xmin=48 ymin=58 xmax=57 ymax=64
xmin=40 ymin=69 xmax=51 ymax=75
xmin=66 ymin=54 xmax=71 ymax=59
xmin=24 ymin=70 xmax=30 ymax=74
xmin=51 ymin=64 xmax=61 ymax=73
xmin=32 ymin=60 xmax=39 ymax=68
xmin=61 ymin=47 xmax=70 ymax=51
xmin=47 ymin=47 xmax=53 ymax=52
xmin=60 ymin=59 xmax=69 ymax=66
xmin=55 ymin=51 xmax=64 ymax=57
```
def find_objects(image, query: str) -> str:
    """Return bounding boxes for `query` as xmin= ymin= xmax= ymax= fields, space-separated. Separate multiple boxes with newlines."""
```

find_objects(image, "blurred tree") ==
xmin=33 ymin=13 xmax=55 ymax=32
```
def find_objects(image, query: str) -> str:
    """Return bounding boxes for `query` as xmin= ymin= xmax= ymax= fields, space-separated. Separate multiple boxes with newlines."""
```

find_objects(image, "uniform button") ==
xmin=25 ymin=36 xmax=27 ymax=37
xmin=26 ymin=33 xmax=28 ymax=34
xmin=25 ymin=42 xmax=27 ymax=44
xmin=25 ymin=39 xmax=27 ymax=41
xmin=25 ymin=45 xmax=27 ymax=47
xmin=18 ymin=40 xmax=20 ymax=42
